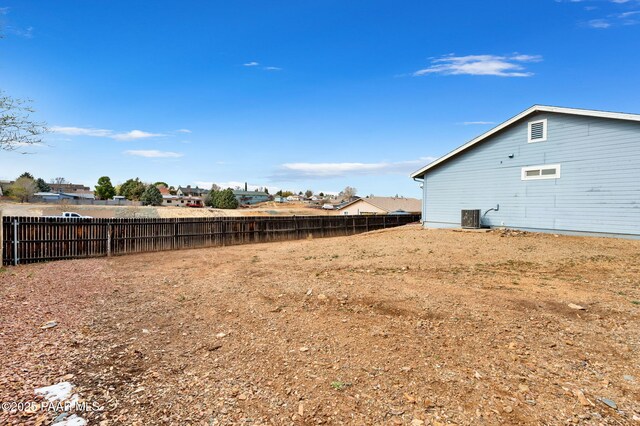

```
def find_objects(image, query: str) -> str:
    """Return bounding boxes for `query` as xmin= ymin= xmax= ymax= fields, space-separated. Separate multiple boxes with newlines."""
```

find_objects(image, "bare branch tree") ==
xmin=0 ymin=91 xmax=48 ymax=151
xmin=51 ymin=177 xmax=68 ymax=185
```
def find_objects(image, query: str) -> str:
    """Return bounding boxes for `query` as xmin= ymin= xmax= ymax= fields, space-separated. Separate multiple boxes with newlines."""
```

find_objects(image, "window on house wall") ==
xmin=528 ymin=119 xmax=547 ymax=143
xmin=521 ymin=164 xmax=561 ymax=180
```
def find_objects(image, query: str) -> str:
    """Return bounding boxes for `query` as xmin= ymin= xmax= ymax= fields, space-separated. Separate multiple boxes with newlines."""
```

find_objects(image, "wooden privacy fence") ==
xmin=1 ymin=214 xmax=420 ymax=265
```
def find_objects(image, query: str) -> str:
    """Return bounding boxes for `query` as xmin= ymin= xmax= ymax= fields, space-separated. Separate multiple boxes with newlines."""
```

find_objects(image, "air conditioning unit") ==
xmin=461 ymin=209 xmax=481 ymax=229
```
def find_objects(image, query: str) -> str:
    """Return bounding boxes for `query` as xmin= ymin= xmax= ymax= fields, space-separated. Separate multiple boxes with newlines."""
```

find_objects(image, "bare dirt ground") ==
xmin=1 ymin=226 xmax=639 ymax=425
xmin=0 ymin=202 xmax=336 ymax=219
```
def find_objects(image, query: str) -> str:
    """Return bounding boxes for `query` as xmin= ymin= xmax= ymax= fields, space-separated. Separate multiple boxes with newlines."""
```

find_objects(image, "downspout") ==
xmin=412 ymin=177 xmax=425 ymax=226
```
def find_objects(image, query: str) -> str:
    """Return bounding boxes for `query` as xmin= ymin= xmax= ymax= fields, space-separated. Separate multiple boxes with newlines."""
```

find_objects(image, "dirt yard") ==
xmin=1 ymin=226 xmax=639 ymax=425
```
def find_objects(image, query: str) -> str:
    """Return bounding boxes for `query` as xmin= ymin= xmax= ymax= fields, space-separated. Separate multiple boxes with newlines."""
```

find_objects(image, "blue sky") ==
xmin=1 ymin=0 xmax=639 ymax=196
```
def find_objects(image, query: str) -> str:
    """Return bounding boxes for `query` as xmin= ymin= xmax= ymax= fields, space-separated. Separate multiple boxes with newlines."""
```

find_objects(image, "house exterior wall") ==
xmin=422 ymin=112 xmax=640 ymax=237
xmin=340 ymin=201 xmax=387 ymax=215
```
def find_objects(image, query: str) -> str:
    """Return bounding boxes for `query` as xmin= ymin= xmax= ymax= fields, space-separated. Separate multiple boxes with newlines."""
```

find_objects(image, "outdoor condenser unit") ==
xmin=461 ymin=209 xmax=481 ymax=229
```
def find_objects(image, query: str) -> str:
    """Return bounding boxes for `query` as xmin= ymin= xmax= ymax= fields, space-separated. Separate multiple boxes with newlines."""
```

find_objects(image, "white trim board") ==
xmin=411 ymin=105 xmax=640 ymax=178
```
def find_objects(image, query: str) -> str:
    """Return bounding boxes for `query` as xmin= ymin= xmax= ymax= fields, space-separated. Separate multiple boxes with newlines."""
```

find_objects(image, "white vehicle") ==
xmin=321 ymin=203 xmax=335 ymax=210
xmin=44 ymin=212 xmax=93 ymax=219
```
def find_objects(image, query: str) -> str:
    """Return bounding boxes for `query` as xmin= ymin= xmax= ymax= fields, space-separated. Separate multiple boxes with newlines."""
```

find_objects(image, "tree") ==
xmin=119 ymin=178 xmax=146 ymax=201
xmin=319 ymin=192 xmax=325 ymax=197
xmin=94 ymin=176 xmax=116 ymax=200
xmin=9 ymin=176 xmax=37 ymax=202
xmin=19 ymin=172 xmax=34 ymax=180
xmin=216 ymin=188 xmax=239 ymax=209
xmin=204 ymin=187 xmax=220 ymax=207
xmin=264 ymin=187 xmax=269 ymax=194
xmin=140 ymin=185 xmax=163 ymax=206
xmin=35 ymin=178 xmax=51 ymax=192
xmin=51 ymin=177 xmax=68 ymax=185
xmin=153 ymin=181 xmax=169 ymax=188
xmin=341 ymin=186 xmax=357 ymax=200
xmin=304 ymin=189 xmax=313 ymax=198
xmin=0 ymin=91 xmax=47 ymax=151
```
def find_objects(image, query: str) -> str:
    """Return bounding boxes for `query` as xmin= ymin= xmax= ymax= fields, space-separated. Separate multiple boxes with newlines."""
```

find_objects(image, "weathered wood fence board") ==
xmin=2 ymin=215 xmax=420 ymax=265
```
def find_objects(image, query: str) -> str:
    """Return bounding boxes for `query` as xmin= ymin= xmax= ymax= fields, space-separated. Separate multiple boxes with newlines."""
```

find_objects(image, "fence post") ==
xmin=0 ymin=209 xmax=3 ymax=265
xmin=366 ymin=216 xmax=369 ymax=232
xmin=106 ymin=222 xmax=112 ymax=257
xmin=12 ymin=219 xmax=19 ymax=266
xmin=173 ymin=220 xmax=179 ymax=249
xmin=294 ymin=216 xmax=298 ymax=240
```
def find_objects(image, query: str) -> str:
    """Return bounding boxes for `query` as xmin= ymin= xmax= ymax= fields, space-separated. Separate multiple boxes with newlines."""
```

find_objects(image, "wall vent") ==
xmin=528 ymin=119 xmax=547 ymax=143
xmin=461 ymin=209 xmax=481 ymax=229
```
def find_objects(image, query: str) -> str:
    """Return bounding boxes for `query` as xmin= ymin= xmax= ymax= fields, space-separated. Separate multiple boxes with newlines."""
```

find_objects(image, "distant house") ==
xmin=162 ymin=194 xmax=203 ymax=207
xmin=273 ymin=196 xmax=288 ymax=203
xmin=338 ymin=197 xmax=422 ymax=215
xmin=233 ymin=190 xmax=270 ymax=205
xmin=176 ymin=186 xmax=209 ymax=197
xmin=410 ymin=105 xmax=640 ymax=237
xmin=33 ymin=192 xmax=95 ymax=201
xmin=49 ymin=183 xmax=92 ymax=193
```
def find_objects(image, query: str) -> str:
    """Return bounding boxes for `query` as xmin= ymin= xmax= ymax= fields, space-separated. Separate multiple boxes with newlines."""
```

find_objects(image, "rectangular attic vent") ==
xmin=528 ymin=119 xmax=547 ymax=143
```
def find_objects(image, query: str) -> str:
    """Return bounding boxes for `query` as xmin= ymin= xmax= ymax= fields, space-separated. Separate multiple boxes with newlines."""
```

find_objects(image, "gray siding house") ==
xmin=411 ymin=105 xmax=640 ymax=238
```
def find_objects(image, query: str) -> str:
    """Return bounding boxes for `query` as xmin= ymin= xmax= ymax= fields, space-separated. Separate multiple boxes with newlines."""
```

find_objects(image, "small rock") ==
xmin=306 ymin=289 xmax=313 ymax=296
xmin=216 ymin=332 xmax=227 ymax=339
xmin=518 ymin=384 xmax=529 ymax=393
xmin=41 ymin=320 xmax=58 ymax=330
xmin=575 ymin=390 xmax=593 ymax=406
xmin=503 ymin=406 xmax=513 ymax=413
xmin=299 ymin=346 xmax=309 ymax=352
xmin=237 ymin=393 xmax=247 ymax=401
xmin=623 ymin=375 xmax=635 ymax=382
xmin=53 ymin=412 xmax=69 ymax=423
xmin=317 ymin=294 xmax=328 ymax=301
xmin=298 ymin=402 xmax=304 ymax=416
xmin=599 ymin=398 xmax=617 ymax=409
xmin=411 ymin=420 xmax=425 ymax=426
xmin=142 ymin=329 xmax=150 ymax=334
xmin=568 ymin=303 xmax=586 ymax=310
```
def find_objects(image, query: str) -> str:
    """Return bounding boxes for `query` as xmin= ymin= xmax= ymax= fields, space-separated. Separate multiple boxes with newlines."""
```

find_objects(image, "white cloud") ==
xmin=51 ymin=126 xmax=165 ymax=141
xmin=50 ymin=126 xmax=113 ymax=137
xmin=413 ymin=54 xmax=542 ymax=77
xmin=244 ymin=61 xmax=283 ymax=71
xmin=587 ymin=18 xmax=612 ymax=27
xmin=271 ymin=157 xmax=437 ymax=180
xmin=176 ymin=128 xmax=192 ymax=133
xmin=461 ymin=121 xmax=495 ymax=125
xmin=124 ymin=150 xmax=183 ymax=158
xmin=111 ymin=130 xmax=164 ymax=141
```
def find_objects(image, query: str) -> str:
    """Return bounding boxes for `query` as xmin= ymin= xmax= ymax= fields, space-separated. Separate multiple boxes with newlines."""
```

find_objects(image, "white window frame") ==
xmin=527 ymin=119 xmax=547 ymax=143
xmin=521 ymin=164 xmax=561 ymax=181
